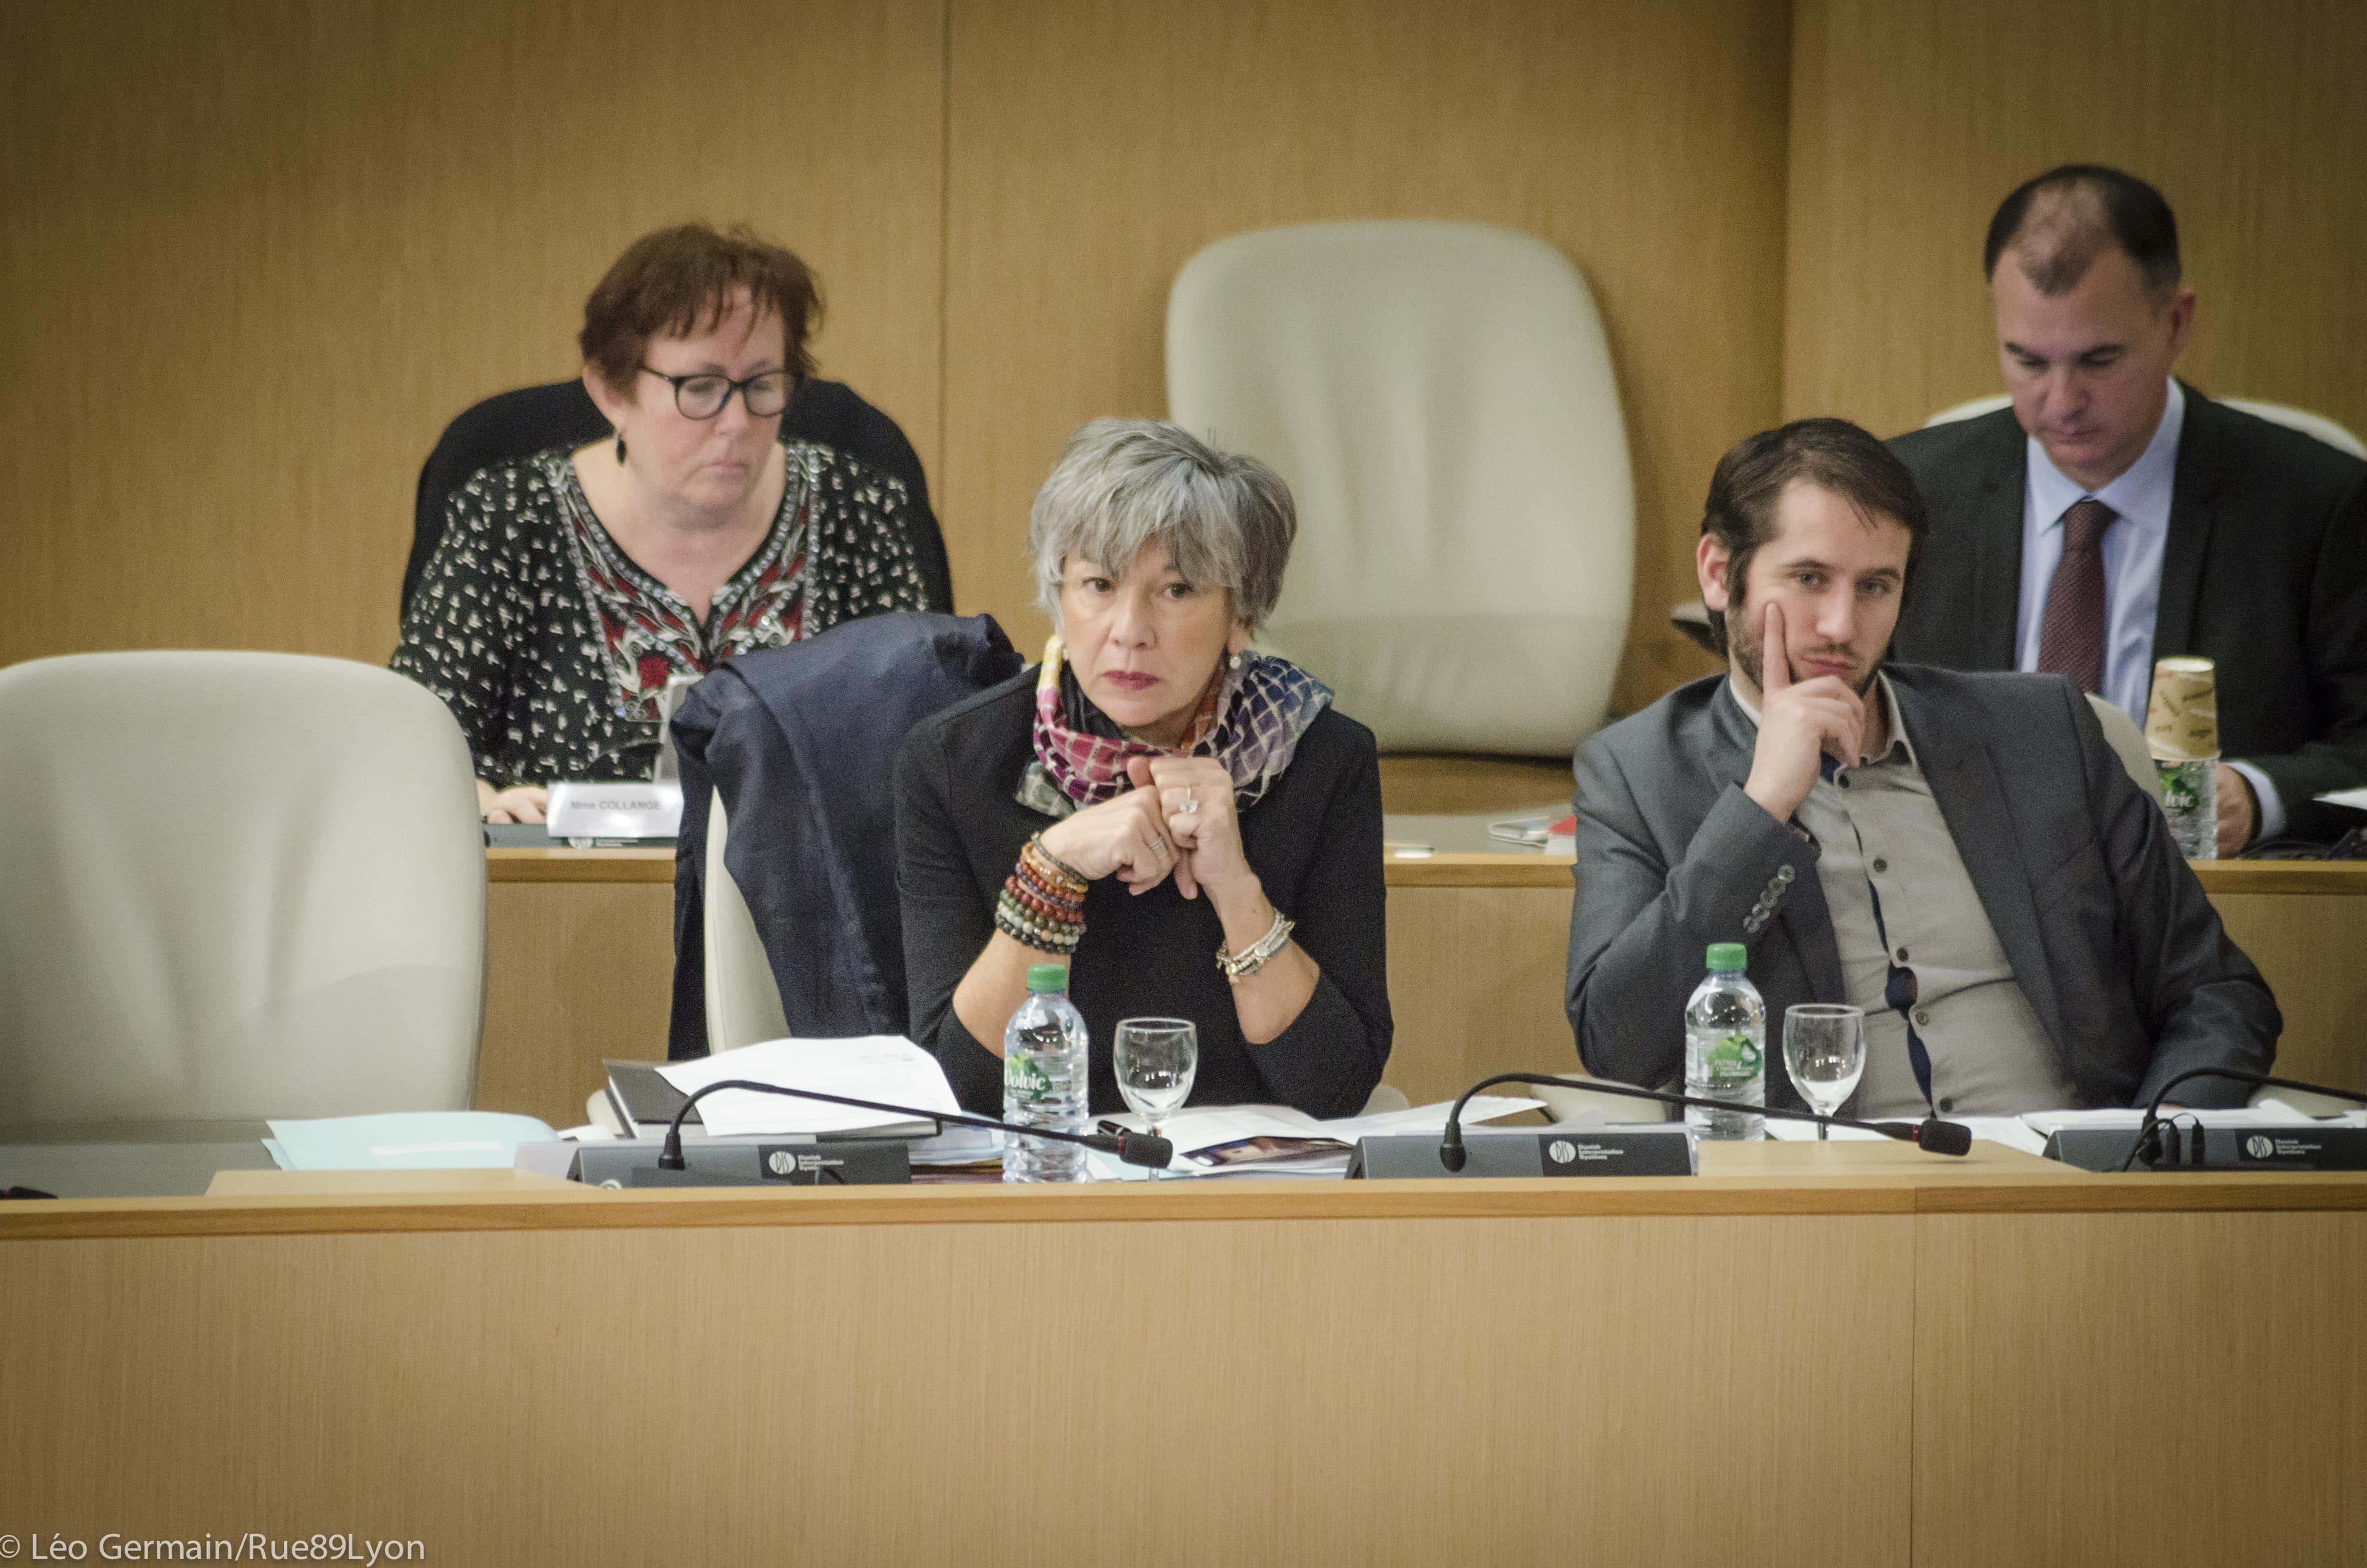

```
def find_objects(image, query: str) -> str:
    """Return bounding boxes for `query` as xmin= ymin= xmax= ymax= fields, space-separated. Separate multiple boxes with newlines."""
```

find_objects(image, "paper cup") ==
xmin=2144 ymin=657 xmax=2220 ymax=761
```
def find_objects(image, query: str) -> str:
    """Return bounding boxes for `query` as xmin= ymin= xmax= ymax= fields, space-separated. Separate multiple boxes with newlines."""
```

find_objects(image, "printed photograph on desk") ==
xmin=1185 ymin=1133 xmax=1352 ymax=1170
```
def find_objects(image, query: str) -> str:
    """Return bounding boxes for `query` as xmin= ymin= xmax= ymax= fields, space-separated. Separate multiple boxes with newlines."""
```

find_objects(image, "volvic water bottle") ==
xmin=1684 ymin=943 xmax=1766 ymax=1140
xmin=1003 ymin=963 xmax=1090 ymax=1182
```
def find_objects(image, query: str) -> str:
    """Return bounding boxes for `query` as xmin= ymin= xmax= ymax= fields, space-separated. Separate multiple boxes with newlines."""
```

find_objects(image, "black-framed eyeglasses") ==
xmin=637 ymin=364 xmax=792 ymax=420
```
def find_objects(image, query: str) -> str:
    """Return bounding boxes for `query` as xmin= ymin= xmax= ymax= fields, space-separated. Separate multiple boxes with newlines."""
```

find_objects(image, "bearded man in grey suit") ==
xmin=1565 ymin=419 xmax=2277 ymax=1117
xmin=1889 ymin=165 xmax=2367 ymax=854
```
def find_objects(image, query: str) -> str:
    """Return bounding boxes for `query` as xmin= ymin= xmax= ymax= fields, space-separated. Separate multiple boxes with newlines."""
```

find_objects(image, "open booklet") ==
xmin=1085 ymin=1096 xmax=1545 ymax=1181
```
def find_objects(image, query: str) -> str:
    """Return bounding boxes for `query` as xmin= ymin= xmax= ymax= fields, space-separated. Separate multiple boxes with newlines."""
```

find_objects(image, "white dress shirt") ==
xmin=2014 ymin=378 xmax=2282 ymax=839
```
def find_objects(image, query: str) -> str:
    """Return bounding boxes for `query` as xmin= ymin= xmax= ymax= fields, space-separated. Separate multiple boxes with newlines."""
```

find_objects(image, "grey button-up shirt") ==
xmin=1731 ymin=676 xmax=2076 ymax=1118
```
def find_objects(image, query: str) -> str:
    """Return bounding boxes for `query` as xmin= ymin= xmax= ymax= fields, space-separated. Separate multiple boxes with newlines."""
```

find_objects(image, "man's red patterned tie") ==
xmin=2036 ymin=497 xmax=2114 ymax=695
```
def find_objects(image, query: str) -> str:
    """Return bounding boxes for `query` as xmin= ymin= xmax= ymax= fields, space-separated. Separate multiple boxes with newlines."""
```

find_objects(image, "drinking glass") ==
xmin=1113 ymin=1017 xmax=1197 ymax=1171
xmin=1782 ymin=1004 xmax=1865 ymax=1138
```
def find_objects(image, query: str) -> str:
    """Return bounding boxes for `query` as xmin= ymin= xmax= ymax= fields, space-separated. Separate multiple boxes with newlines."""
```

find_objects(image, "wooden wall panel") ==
xmin=941 ymin=0 xmax=1788 ymax=719
xmin=0 ymin=0 xmax=945 ymax=671
xmin=1785 ymin=0 xmax=2367 ymax=440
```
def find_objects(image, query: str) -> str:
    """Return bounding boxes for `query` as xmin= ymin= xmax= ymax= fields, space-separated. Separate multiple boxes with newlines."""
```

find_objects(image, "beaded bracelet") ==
xmin=997 ymin=834 xmax=1088 ymax=954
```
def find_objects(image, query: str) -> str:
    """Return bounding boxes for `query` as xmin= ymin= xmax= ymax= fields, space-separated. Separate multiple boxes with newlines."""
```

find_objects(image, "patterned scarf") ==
xmin=1020 ymin=635 xmax=1333 ymax=817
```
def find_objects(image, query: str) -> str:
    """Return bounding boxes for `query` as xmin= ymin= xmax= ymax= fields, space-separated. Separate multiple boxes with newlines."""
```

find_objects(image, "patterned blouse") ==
xmin=392 ymin=440 xmax=936 ymax=786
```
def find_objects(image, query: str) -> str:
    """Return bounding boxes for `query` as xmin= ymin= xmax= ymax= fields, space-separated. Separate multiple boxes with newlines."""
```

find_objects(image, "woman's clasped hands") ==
xmin=1035 ymin=755 xmax=1244 ymax=900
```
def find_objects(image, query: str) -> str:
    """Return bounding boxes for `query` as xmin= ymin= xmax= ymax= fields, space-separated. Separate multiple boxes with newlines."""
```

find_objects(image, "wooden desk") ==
xmin=4 ymin=1144 xmax=2361 ymax=1565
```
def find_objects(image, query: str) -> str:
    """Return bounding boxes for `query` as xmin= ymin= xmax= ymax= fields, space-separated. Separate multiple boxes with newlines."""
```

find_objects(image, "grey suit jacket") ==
xmin=1563 ymin=665 xmax=2279 ymax=1111
xmin=1890 ymin=386 xmax=2367 ymax=841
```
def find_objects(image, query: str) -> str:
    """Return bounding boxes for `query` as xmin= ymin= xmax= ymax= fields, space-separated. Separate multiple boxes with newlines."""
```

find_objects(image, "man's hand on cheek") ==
xmin=1743 ymin=599 xmax=1864 ymax=824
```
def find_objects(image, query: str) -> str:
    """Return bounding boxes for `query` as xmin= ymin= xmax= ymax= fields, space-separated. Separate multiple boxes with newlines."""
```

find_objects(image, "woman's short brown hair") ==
xmin=578 ymin=223 xmax=822 ymax=394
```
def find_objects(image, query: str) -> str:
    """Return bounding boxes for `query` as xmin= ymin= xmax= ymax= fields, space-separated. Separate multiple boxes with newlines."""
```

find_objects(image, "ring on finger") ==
xmin=1180 ymin=788 xmax=1200 ymax=815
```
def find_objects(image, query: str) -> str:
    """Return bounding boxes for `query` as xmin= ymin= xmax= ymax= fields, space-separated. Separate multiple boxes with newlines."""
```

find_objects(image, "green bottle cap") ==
xmin=1706 ymin=943 xmax=1748 ymax=973
xmin=1025 ymin=963 xmax=1070 ymax=992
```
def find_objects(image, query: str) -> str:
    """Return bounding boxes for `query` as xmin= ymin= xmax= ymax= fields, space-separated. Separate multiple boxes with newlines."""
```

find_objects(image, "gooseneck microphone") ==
xmin=655 ymin=1079 xmax=1174 ymax=1172
xmin=2118 ymin=1068 xmax=2367 ymax=1171
xmin=1437 ymin=1072 xmax=1973 ymax=1172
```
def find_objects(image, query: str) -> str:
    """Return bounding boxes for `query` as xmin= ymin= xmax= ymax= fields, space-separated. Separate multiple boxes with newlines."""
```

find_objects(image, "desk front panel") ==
xmin=3 ymin=1204 xmax=1913 ymax=1565
xmin=1915 ymin=1209 xmax=2367 ymax=1565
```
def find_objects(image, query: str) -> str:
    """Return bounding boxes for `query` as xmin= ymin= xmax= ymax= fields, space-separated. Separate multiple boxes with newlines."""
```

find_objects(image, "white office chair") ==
xmin=0 ymin=652 xmax=486 ymax=1124
xmin=1167 ymin=220 xmax=1635 ymax=756
xmin=2085 ymin=692 xmax=2165 ymax=805
xmin=1924 ymin=393 xmax=2366 ymax=459
xmin=703 ymin=790 xmax=790 ymax=1055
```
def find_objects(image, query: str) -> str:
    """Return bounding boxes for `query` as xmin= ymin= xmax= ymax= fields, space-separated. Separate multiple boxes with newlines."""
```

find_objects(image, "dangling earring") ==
xmin=614 ymin=431 xmax=628 ymax=465
xmin=1229 ymin=651 xmax=1244 ymax=670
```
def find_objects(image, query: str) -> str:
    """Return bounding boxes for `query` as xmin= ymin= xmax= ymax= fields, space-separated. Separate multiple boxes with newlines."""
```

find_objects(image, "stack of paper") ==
xmin=653 ymin=1036 xmax=963 ymax=1138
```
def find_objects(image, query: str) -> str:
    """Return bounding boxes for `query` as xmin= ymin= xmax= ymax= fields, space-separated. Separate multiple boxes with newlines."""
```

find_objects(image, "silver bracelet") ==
xmin=1216 ymin=908 xmax=1295 ymax=983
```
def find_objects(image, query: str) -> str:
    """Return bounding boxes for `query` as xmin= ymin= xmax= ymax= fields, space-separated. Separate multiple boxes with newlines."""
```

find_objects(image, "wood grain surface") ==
xmin=0 ymin=1205 xmax=1915 ymax=1562
xmin=12 ymin=3 xmax=2358 ymax=726
xmin=1784 ymin=0 xmax=2367 ymax=441
xmin=938 ymin=0 xmax=1785 ymax=716
xmin=1914 ymin=1210 xmax=2367 ymax=1564
xmin=8 ymin=1142 xmax=2367 ymax=1244
xmin=0 ymin=0 xmax=947 ymax=671
xmin=478 ymin=879 xmax=675 ymax=1127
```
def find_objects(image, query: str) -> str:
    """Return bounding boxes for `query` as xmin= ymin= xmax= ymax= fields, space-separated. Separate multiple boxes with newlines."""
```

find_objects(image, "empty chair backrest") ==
xmin=1925 ymin=393 xmax=2364 ymax=460
xmin=0 ymin=652 xmax=486 ymax=1123
xmin=2086 ymin=692 xmax=2166 ymax=805
xmin=702 ymin=790 xmax=791 ymax=1055
xmin=1168 ymin=221 xmax=1635 ymax=756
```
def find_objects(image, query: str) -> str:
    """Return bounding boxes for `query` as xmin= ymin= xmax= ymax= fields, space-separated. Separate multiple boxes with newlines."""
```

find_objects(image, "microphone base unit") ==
xmin=574 ymin=1139 xmax=912 ymax=1189
xmin=2043 ymin=1124 xmax=2367 ymax=1173
xmin=1348 ymin=1126 xmax=1696 ymax=1180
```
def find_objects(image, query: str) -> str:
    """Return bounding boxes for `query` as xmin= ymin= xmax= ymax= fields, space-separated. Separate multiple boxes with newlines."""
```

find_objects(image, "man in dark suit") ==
xmin=1890 ymin=165 xmax=2367 ymax=853
xmin=1566 ymin=419 xmax=2275 ymax=1117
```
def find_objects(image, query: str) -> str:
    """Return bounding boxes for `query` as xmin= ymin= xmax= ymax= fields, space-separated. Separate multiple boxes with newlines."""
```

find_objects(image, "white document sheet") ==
xmin=1762 ymin=1118 xmax=1887 ymax=1142
xmin=2018 ymin=1105 xmax=2311 ymax=1135
xmin=655 ymin=1036 xmax=962 ymax=1137
xmin=1763 ymin=1114 xmax=2047 ymax=1153
xmin=2252 ymin=1097 xmax=2367 ymax=1125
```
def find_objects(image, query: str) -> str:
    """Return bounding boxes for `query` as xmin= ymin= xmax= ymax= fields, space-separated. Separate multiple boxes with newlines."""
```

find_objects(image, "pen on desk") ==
xmin=1096 ymin=1119 xmax=1127 ymax=1138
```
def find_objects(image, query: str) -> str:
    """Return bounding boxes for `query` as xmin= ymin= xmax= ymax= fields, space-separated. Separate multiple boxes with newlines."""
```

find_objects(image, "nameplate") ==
xmin=546 ymin=779 xmax=684 ymax=842
xmin=1347 ymin=1127 xmax=1696 ymax=1179
xmin=573 ymin=1138 xmax=911 ymax=1189
xmin=2043 ymin=1124 xmax=2367 ymax=1172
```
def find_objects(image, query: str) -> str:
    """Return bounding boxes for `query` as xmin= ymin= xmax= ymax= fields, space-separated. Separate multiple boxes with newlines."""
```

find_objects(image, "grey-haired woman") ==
xmin=894 ymin=419 xmax=1392 ymax=1119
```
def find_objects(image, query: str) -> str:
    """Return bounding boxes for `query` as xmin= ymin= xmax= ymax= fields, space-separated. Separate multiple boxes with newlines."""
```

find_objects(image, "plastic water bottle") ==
xmin=1003 ymin=963 xmax=1089 ymax=1182
xmin=1684 ymin=943 xmax=1766 ymax=1140
xmin=2155 ymin=757 xmax=2217 ymax=860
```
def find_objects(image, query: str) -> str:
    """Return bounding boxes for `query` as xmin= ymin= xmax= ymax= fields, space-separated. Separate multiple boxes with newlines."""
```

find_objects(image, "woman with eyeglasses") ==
xmin=392 ymin=223 xmax=939 ymax=822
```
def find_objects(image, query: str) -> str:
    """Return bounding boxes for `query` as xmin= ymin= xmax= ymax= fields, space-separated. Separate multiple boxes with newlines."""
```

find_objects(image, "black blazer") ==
xmin=1566 ymin=666 xmax=2278 ymax=1111
xmin=893 ymin=671 xmax=1393 ymax=1120
xmin=1889 ymin=385 xmax=2367 ymax=841
xmin=664 ymin=613 xmax=1022 ymax=1058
